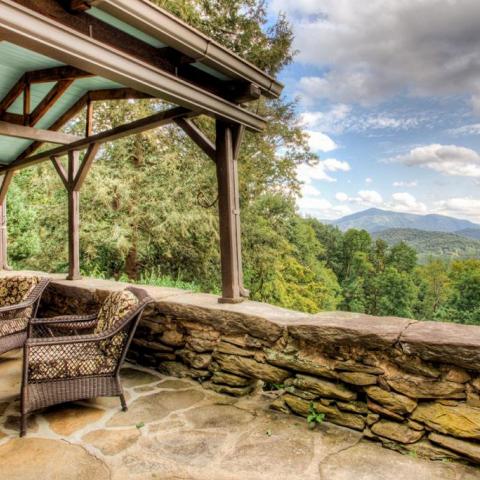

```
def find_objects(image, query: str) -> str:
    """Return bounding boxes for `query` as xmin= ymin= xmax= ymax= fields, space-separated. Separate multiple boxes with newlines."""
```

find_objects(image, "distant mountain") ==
xmin=331 ymin=208 xmax=480 ymax=233
xmin=455 ymin=228 xmax=480 ymax=241
xmin=372 ymin=228 xmax=480 ymax=262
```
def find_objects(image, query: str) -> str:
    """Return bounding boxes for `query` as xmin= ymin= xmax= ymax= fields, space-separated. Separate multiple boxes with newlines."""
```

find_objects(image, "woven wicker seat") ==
xmin=0 ymin=276 xmax=50 ymax=356
xmin=20 ymin=286 xmax=153 ymax=436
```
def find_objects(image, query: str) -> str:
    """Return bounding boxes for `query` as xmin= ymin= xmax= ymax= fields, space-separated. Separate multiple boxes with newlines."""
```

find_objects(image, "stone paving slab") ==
xmin=0 ymin=350 xmax=478 ymax=480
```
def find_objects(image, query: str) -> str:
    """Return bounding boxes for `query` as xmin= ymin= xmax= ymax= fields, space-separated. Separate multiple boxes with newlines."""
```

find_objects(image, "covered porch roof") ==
xmin=0 ymin=0 xmax=283 ymax=303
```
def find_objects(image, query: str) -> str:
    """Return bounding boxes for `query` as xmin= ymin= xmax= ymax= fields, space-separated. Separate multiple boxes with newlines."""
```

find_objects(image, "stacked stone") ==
xmin=39 ymin=280 xmax=480 ymax=466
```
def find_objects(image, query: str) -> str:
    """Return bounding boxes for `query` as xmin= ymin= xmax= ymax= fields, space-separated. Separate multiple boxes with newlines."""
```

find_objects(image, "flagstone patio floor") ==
xmin=0 ymin=350 xmax=479 ymax=480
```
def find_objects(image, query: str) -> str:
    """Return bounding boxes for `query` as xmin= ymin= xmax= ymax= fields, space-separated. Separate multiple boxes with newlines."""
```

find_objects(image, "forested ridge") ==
xmin=6 ymin=0 xmax=480 ymax=325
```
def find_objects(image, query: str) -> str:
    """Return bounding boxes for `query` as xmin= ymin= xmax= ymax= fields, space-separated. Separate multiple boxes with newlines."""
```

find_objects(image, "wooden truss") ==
xmin=0 ymin=0 xmax=283 ymax=302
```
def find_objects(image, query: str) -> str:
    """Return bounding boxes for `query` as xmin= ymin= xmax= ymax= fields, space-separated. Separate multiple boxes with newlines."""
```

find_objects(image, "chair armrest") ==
xmin=0 ymin=301 xmax=32 ymax=314
xmin=26 ymin=331 xmax=105 ymax=347
xmin=30 ymin=314 xmax=98 ymax=326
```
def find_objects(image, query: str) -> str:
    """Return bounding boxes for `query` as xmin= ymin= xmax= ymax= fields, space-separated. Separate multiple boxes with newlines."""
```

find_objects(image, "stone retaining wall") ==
xmin=32 ymin=274 xmax=480 ymax=465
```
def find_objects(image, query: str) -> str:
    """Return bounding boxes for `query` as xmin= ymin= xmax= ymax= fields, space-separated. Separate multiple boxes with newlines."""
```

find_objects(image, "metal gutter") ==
xmin=90 ymin=0 xmax=284 ymax=99
xmin=0 ymin=0 xmax=266 ymax=132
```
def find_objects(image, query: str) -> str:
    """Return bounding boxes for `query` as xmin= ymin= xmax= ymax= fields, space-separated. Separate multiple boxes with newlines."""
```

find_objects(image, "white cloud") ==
xmin=297 ymin=193 xmax=353 ymax=220
xmin=392 ymin=144 xmax=480 ymax=178
xmin=297 ymin=159 xmax=351 ymax=184
xmin=305 ymin=130 xmax=338 ymax=152
xmin=435 ymin=197 xmax=480 ymax=222
xmin=390 ymin=192 xmax=427 ymax=214
xmin=301 ymin=105 xmax=351 ymax=134
xmin=365 ymin=177 xmax=373 ymax=184
xmin=301 ymin=104 xmax=420 ymax=135
xmin=448 ymin=123 xmax=480 ymax=136
xmin=334 ymin=189 xmax=383 ymax=206
xmin=358 ymin=190 xmax=383 ymax=205
xmin=272 ymin=0 xmax=480 ymax=109
xmin=393 ymin=180 xmax=418 ymax=188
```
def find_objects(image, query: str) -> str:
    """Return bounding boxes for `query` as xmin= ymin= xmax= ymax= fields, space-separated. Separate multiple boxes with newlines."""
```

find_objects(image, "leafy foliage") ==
xmin=373 ymin=228 xmax=480 ymax=263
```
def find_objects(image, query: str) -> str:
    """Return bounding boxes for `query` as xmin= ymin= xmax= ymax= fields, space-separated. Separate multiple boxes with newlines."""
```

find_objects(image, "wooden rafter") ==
xmin=0 ymin=75 xmax=25 ymax=116
xmin=29 ymin=79 xmax=73 ymax=126
xmin=0 ymin=66 xmax=92 ymax=118
xmin=175 ymin=118 xmax=216 ymax=162
xmin=51 ymin=155 xmax=69 ymax=189
xmin=12 ymin=0 xmax=261 ymax=104
xmin=72 ymin=142 xmax=99 ymax=191
xmin=0 ymin=121 xmax=82 ymax=144
xmin=26 ymin=66 xmax=92 ymax=83
xmin=0 ymin=171 xmax=14 ymax=205
xmin=13 ymin=88 xmax=153 ymax=164
xmin=3 ymin=106 xmax=194 ymax=172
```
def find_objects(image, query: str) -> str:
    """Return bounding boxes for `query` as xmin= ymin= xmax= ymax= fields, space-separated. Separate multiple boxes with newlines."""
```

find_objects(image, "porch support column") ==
xmin=215 ymin=120 xmax=247 ymax=303
xmin=51 ymin=143 xmax=99 ymax=281
xmin=0 ymin=171 xmax=14 ymax=270
xmin=67 ymin=150 xmax=80 ymax=280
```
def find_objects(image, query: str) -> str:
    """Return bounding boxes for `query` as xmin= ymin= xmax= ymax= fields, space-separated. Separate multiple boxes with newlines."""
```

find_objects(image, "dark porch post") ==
xmin=52 ymin=144 xmax=99 ymax=281
xmin=67 ymin=150 xmax=81 ymax=280
xmin=0 ymin=171 xmax=13 ymax=270
xmin=215 ymin=119 xmax=247 ymax=303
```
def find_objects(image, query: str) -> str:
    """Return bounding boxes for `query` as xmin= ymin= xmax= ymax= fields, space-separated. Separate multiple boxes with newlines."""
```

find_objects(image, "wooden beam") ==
xmin=0 ymin=66 xmax=91 ymax=123
xmin=0 ymin=121 xmax=82 ymax=144
xmin=51 ymin=156 xmax=69 ymax=190
xmin=0 ymin=171 xmax=14 ymax=270
xmin=14 ymin=93 xmax=88 ymax=164
xmin=0 ymin=170 xmax=14 ymax=204
xmin=231 ymin=123 xmax=248 ymax=298
xmin=94 ymin=0 xmax=283 ymax=98
xmin=17 ymin=0 xmax=260 ymax=103
xmin=232 ymin=124 xmax=245 ymax=160
xmin=22 ymin=80 xmax=30 ymax=125
xmin=14 ymin=88 xmax=152 ymax=164
xmin=0 ymin=0 xmax=266 ymax=130
xmin=88 ymin=88 xmax=153 ymax=102
xmin=3 ymin=107 xmax=193 ymax=172
xmin=215 ymin=120 xmax=245 ymax=303
xmin=29 ymin=79 xmax=73 ymax=126
xmin=26 ymin=65 xmax=93 ymax=83
xmin=175 ymin=118 xmax=216 ymax=161
xmin=85 ymin=98 xmax=93 ymax=137
xmin=72 ymin=142 xmax=99 ymax=191
xmin=67 ymin=150 xmax=81 ymax=280
xmin=0 ymin=112 xmax=24 ymax=125
xmin=0 ymin=74 xmax=25 ymax=116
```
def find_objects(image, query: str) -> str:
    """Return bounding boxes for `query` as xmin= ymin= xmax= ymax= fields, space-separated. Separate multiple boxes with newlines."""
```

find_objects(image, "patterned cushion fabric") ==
xmin=0 ymin=317 xmax=28 ymax=336
xmin=0 ymin=276 xmax=38 ymax=307
xmin=94 ymin=289 xmax=139 ymax=357
xmin=29 ymin=343 xmax=116 ymax=382
xmin=0 ymin=276 xmax=39 ymax=335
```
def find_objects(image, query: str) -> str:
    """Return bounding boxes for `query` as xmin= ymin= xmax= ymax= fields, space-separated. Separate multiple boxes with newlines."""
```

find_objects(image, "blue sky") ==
xmin=268 ymin=0 xmax=480 ymax=223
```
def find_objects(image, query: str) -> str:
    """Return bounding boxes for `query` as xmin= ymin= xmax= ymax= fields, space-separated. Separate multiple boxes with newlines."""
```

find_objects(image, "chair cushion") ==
xmin=94 ymin=289 xmax=139 ymax=356
xmin=0 ymin=317 xmax=28 ymax=336
xmin=0 ymin=276 xmax=38 ymax=307
xmin=29 ymin=343 xmax=116 ymax=382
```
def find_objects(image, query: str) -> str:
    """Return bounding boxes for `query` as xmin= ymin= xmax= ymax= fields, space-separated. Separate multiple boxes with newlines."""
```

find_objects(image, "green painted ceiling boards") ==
xmin=0 ymin=42 xmax=125 ymax=165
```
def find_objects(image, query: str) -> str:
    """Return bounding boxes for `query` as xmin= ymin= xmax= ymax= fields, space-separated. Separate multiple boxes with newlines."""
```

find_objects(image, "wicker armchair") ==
xmin=20 ymin=286 xmax=153 ymax=436
xmin=0 ymin=276 xmax=50 ymax=356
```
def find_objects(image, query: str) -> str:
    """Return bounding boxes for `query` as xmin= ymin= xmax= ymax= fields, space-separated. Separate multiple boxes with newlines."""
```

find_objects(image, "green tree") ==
xmin=375 ymin=267 xmax=418 ymax=318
